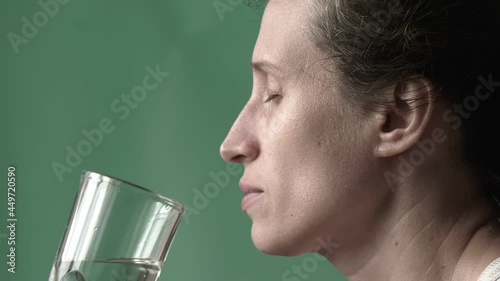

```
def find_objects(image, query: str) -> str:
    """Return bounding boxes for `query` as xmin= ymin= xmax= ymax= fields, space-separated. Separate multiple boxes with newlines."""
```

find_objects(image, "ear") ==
xmin=373 ymin=78 xmax=435 ymax=158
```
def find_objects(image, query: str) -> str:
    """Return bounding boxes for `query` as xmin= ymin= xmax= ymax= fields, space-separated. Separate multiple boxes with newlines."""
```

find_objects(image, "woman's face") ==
xmin=220 ymin=0 xmax=388 ymax=256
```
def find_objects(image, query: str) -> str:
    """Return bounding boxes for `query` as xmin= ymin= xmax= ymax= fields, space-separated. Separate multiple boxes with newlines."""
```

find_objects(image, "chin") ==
xmin=250 ymin=222 xmax=308 ymax=257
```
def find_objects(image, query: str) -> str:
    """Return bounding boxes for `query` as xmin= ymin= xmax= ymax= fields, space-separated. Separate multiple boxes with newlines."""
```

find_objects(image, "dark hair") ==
xmin=307 ymin=0 xmax=500 ymax=201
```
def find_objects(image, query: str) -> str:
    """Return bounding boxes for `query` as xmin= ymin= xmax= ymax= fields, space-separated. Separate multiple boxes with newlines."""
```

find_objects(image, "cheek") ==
xmin=264 ymin=101 xmax=351 ymax=208
xmin=266 ymin=99 xmax=371 ymax=220
xmin=251 ymin=112 xmax=367 ymax=255
xmin=273 ymin=134 xmax=356 ymax=222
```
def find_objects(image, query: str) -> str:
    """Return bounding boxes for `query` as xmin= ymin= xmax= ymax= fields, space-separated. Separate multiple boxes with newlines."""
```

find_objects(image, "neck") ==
xmin=323 ymin=159 xmax=500 ymax=281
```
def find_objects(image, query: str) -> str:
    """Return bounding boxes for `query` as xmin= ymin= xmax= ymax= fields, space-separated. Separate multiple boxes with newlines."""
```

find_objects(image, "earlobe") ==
xmin=373 ymin=78 xmax=435 ymax=158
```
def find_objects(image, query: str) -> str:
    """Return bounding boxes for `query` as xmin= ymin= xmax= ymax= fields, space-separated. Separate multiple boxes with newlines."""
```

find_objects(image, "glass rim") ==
xmin=82 ymin=170 xmax=185 ymax=213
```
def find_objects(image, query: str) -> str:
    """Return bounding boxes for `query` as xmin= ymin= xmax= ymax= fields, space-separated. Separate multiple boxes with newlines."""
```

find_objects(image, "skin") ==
xmin=219 ymin=0 xmax=500 ymax=280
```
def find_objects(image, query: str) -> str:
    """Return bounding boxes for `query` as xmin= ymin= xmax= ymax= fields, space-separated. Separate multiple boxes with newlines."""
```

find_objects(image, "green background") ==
xmin=1 ymin=0 xmax=347 ymax=280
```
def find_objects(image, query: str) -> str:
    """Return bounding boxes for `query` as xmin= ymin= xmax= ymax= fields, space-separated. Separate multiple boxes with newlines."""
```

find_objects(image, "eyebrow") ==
xmin=250 ymin=60 xmax=285 ymax=77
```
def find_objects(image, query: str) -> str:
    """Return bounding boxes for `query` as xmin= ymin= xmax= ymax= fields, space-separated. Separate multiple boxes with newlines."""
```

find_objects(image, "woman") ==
xmin=219 ymin=0 xmax=500 ymax=280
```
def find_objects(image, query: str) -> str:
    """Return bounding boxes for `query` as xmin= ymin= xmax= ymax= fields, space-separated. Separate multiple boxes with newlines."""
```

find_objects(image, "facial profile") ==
xmin=220 ymin=0 xmax=392 ymax=257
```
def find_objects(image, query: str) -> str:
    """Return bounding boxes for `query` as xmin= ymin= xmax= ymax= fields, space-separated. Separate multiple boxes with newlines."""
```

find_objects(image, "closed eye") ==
xmin=264 ymin=89 xmax=282 ymax=103
xmin=265 ymin=94 xmax=281 ymax=102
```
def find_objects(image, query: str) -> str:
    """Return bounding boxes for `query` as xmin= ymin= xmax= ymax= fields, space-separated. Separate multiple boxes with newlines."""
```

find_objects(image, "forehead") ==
xmin=252 ymin=0 xmax=319 ymax=77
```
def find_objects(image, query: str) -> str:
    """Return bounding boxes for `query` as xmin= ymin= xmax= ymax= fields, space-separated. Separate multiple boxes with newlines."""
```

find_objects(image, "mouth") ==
xmin=239 ymin=182 xmax=264 ymax=211
xmin=241 ymin=192 xmax=263 ymax=211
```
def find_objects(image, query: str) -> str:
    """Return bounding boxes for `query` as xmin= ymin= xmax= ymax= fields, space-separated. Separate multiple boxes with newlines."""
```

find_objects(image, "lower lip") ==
xmin=241 ymin=192 xmax=263 ymax=211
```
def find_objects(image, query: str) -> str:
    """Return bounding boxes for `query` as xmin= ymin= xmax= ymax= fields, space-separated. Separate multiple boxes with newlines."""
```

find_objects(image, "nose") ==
xmin=220 ymin=138 xmax=259 ymax=164
xmin=219 ymin=112 xmax=259 ymax=164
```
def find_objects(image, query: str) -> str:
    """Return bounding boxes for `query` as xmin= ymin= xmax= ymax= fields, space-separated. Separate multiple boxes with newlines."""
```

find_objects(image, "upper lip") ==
xmin=239 ymin=181 xmax=263 ymax=195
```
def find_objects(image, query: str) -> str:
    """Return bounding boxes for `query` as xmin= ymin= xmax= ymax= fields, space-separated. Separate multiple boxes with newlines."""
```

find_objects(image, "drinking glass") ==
xmin=49 ymin=170 xmax=185 ymax=281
